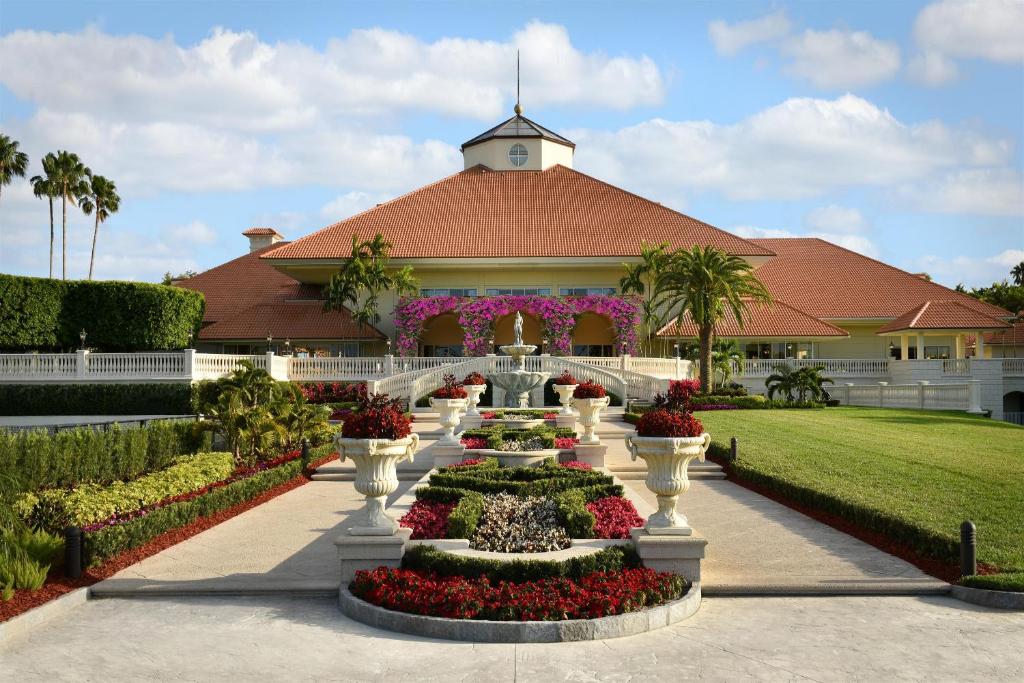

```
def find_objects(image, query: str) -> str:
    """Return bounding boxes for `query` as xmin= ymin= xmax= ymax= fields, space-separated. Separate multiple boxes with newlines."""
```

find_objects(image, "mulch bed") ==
xmin=0 ymin=453 xmax=337 ymax=623
xmin=706 ymin=453 xmax=998 ymax=583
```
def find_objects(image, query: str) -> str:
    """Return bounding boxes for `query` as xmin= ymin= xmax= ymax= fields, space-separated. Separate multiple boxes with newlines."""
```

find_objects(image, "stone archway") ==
xmin=572 ymin=313 xmax=615 ymax=356
xmin=494 ymin=312 xmax=543 ymax=350
xmin=1004 ymin=391 xmax=1023 ymax=424
xmin=420 ymin=313 xmax=465 ymax=356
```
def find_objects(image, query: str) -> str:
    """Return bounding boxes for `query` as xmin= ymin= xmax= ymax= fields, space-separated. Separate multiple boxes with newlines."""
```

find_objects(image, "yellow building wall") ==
xmin=816 ymin=324 xmax=958 ymax=359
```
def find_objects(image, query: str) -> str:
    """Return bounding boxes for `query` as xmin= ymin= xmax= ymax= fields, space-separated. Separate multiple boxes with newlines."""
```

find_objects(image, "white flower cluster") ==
xmin=471 ymin=492 xmax=570 ymax=553
xmin=498 ymin=437 xmax=546 ymax=452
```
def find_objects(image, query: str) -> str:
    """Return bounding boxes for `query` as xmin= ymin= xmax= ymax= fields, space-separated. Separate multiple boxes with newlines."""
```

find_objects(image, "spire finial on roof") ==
xmin=514 ymin=49 xmax=523 ymax=115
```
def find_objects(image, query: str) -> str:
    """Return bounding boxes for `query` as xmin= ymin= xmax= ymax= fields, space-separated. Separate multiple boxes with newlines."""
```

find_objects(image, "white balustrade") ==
xmin=734 ymin=358 xmax=890 ymax=377
xmin=942 ymin=359 xmax=971 ymax=376
xmin=192 ymin=354 xmax=266 ymax=380
xmin=828 ymin=382 xmax=969 ymax=411
xmin=288 ymin=356 xmax=387 ymax=381
xmin=84 ymin=352 xmax=187 ymax=378
xmin=1001 ymin=359 xmax=1024 ymax=377
xmin=0 ymin=353 xmax=78 ymax=378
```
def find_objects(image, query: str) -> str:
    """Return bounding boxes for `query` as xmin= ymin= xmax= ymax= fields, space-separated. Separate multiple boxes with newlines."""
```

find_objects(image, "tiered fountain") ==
xmin=489 ymin=312 xmax=549 ymax=408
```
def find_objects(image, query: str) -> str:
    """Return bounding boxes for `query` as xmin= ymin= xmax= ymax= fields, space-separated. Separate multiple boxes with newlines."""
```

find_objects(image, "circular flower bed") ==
xmin=471 ymin=492 xmax=570 ymax=553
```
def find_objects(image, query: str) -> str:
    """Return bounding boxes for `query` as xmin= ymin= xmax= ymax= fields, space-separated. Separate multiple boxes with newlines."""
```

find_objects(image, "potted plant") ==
xmin=461 ymin=371 xmax=488 ymax=417
xmin=572 ymin=380 xmax=610 ymax=444
xmin=429 ymin=374 xmax=469 ymax=444
xmin=552 ymin=370 xmax=578 ymax=416
xmin=334 ymin=393 xmax=420 ymax=535
xmin=624 ymin=409 xmax=709 ymax=535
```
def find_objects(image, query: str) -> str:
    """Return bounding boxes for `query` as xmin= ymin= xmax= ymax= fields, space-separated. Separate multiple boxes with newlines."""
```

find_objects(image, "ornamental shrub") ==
xmin=0 ymin=383 xmax=193 ymax=416
xmin=299 ymin=382 xmax=366 ymax=404
xmin=340 ymin=393 xmax=412 ymax=440
xmin=432 ymin=374 xmax=468 ymax=399
xmin=462 ymin=372 xmax=486 ymax=386
xmin=0 ymin=273 xmax=203 ymax=352
xmin=635 ymin=409 xmax=704 ymax=438
xmin=573 ymin=380 xmax=607 ymax=399
xmin=446 ymin=491 xmax=485 ymax=538
xmin=653 ymin=379 xmax=701 ymax=412
xmin=554 ymin=370 xmax=577 ymax=386
xmin=552 ymin=489 xmax=596 ymax=538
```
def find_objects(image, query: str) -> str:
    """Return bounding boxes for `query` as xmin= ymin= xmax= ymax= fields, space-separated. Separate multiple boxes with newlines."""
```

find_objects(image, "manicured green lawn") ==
xmin=697 ymin=407 xmax=1024 ymax=572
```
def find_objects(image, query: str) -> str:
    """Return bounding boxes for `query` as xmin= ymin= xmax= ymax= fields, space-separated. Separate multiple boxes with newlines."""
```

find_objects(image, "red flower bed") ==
xmin=450 ymin=458 xmax=485 ymax=467
xmin=481 ymin=411 xmax=498 ymax=419
xmin=573 ymin=380 xmax=606 ymax=399
xmin=554 ymin=371 xmax=577 ymax=385
xmin=350 ymin=566 xmax=686 ymax=621
xmin=341 ymin=393 xmax=412 ymax=440
xmin=432 ymin=374 xmax=468 ymax=399
xmin=398 ymin=500 xmax=455 ymax=540
xmin=300 ymin=382 xmax=366 ymax=404
xmin=587 ymin=496 xmax=644 ymax=539
xmin=463 ymin=372 xmax=487 ymax=386
xmin=559 ymin=460 xmax=591 ymax=470
xmin=460 ymin=437 xmax=488 ymax=449
xmin=635 ymin=409 xmax=704 ymax=438
xmin=554 ymin=437 xmax=580 ymax=450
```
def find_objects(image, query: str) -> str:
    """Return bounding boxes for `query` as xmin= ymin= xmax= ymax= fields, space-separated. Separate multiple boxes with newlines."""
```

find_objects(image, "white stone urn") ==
xmin=574 ymin=396 xmax=611 ymax=444
xmin=625 ymin=432 xmax=710 ymax=535
xmin=553 ymin=384 xmax=578 ymax=415
xmin=430 ymin=397 xmax=468 ymax=444
xmin=463 ymin=383 xmax=487 ymax=417
xmin=335 ymin=433 xmax=420 ymax=535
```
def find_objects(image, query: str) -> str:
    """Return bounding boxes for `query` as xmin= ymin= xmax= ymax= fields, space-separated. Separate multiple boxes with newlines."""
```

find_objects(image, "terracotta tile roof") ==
xmin=985 ymin=320 xmax=1024 ymax=345
xmin=199 ymin=301 xmax=384 ymax=340
xmin=177 ymin=245 xmax=299 ymax=324
xmin=656 ymin=299 xmax=849 ymax=338
xmin=750 ymin=238 xmax=1013 ymax=320
xmin=462 ymin=114 xmax=575 ymax=150
xmin=262 ymin=165 xmax=774 ymax=260
xmin=877 ymin=300 xmax=1012 ymax=334
xmin=242 ymin=227 xmax=283 ymax=237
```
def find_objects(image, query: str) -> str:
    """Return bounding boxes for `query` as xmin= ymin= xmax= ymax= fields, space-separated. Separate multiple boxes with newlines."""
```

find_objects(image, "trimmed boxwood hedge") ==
xmin=0 ymin=382 xmax=193 ymax=416
xmin=81 ymin=443 xmax=333 ymax=566
xmin=0 ymin=273 xmax=204 ymax=352
xmin=401 ymin=543 xmax=639 ymax=584
xmin=0 ymin=420 xmax=211 ymax=492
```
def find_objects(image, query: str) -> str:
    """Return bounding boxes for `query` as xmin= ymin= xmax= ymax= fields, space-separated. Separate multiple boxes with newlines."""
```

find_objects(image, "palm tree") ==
xmin=765 ymin=362 xmax=799 ymax=401
xmin=794 ymin=365 xmax=833 ymax=402
xmin=30 ymin=153 xmax=58 ymax=278
xmin=0 ymin=134 xmax=29 ymax=205
xmin=619 ymin=242 xmax=677 ymax=357
xmin=666 ymin=246 xmax=772 ymax=392
xmin=710 ymin=339 xmax=745 ymax=389
xmin=1012 ymin=261 xmax=1024 ymax=286
xmin=50 ymin=151 xmax=91 ymax=280
xmin=80 ymin=174 xmax=121 ymax=280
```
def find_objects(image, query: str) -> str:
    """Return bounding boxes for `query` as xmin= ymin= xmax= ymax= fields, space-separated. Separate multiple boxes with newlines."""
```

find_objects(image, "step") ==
xmin=614 ymin=470 xmax=726 ymax=481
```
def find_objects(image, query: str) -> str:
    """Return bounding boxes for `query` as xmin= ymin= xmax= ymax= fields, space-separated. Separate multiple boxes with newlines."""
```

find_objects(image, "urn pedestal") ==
xmin=430 ymin=397 xmax=468 ymax=444
xmin=335 ymin=433 xmax=420 ymax=536
xmin=625 ymin=432 xmax=710 ymax=535
xmin=574 ymin=396 xmax=610 ymax=444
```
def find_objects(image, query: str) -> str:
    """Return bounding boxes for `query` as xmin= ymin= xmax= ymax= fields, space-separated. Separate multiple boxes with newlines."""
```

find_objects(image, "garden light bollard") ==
xmin=300 ymin=438 xmax=310 ymax=469
xmin=961 ymin=520 xmax=977 ymax=576
xmin=625 ymin=432 xmax=711 ymax=535
xmin=64 ymin=526 xmax=82 ymax=578
xmin=574 ymin=396 xmax=611 ymax=444
xmin=730 ymin=437 xmax=738 ymax=462
xmin=553 ymin=384 xmax=578 ymax=415
xmin=335 ymin=433 xmax=420 ymax=536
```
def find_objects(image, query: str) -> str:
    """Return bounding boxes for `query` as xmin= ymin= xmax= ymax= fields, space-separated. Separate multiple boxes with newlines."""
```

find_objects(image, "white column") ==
xmin=900 ymin=335 xmax=909 ymax=361
xmin=916 ymin=333 xmax=925 ymax=360
xmin=675 ymin=355 xmax=682 ymax=380
xmin=967 ymin=379 xmax=983 ymax=414
xmin=76 ymin=349 xmax=89 ymax=378
xmin=385 ymin=354 xmax=395 ymax=376
xmin=955 ymin=334 xmax=965 ymax=359
xmin=975 ymin=331 xmax=985 ymax=359
xmin=878 ymin=381 xmax=887 ymax=407
xmin=917 ymin=380 xmax=929 ymax=409
xmin=621 ymin=353 xmax=630 ymax=371
xmin=183 ymin=348 xmax=196 ymax=380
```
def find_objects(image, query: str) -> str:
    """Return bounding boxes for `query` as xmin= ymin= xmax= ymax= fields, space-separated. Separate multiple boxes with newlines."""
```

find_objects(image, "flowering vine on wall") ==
xmin=394 ymin=294 xmax=641 ymax=357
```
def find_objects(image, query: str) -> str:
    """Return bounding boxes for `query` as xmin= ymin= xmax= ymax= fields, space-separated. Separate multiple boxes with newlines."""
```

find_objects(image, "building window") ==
xmin=559 ymin=287 xmax=617 ymax=296
xmin=421 ymin=288 xmax=477 ymax=297
xmin=572 ymin=344 xmax=615 ymax=357
xmin=508 ymin=143 xmax=528 ymax=167
xmin=744 ymin=342 xmax=812 ymax=360
xmin=924 ymin=346 xmax=950 ymax=360
xmin=485 ymin=287 xmax=551 ymax=296
xmin=423 ymin=344 xmax=464 ymax=357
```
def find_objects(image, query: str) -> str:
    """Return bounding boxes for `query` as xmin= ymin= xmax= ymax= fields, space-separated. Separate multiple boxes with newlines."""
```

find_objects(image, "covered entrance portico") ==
xmin=877 ymin=300 xmax=1012 ymax=361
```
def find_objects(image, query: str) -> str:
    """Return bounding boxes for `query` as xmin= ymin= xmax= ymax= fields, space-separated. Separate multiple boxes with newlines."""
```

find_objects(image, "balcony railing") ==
xmin=733 ymin=358 xmax=890 ymax=377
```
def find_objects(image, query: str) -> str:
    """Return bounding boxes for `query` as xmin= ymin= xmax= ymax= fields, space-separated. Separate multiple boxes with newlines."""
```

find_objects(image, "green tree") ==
xmin=324 ymin=233 xmax=418 ymax=336
xmin=50 ymin=151 xmax=91 ymax=280
xmin=161 ymin=270 xmax=198 ymax=285
xmin=710 ymin=339 xmax=745 ymax=389
xmin=30 ymin=153 xmax=58 ymax=278
xmin=0 ymin=134 xmax=29 ymax=205
xmin=619 ymin=242 xmax=677 ymax=356
xmin=765 ymin=363 xmax=832 ymax=402
xmin=80 ymin=174 xmax=121 ymax=280
xmin=666 ymin=246 xmax=772 ymax=392
xmin=1012 ymin=262 xmax=1024 ymax=287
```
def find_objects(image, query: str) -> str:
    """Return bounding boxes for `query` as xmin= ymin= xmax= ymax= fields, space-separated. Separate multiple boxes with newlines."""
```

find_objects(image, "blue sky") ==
xmin=1 ymin=0 xmax=1021 ymax=287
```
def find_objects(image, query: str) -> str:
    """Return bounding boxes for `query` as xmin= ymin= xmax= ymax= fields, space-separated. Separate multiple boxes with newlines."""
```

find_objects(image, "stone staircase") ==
xmin=609 ymin=461 xmax=726 ymax=481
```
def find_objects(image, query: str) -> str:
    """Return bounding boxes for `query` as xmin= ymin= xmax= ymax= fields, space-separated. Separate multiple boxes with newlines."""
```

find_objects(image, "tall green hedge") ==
xmin=0 ymin=383 xmax=193 ymax=416
xmin=0 ymin=274 xmax=204 ymax=351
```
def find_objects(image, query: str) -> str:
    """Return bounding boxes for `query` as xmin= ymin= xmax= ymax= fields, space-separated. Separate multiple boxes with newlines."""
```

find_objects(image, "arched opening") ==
xmin=493 ymin=312 xmax=543 ymax=353
xmin=572 ymin=313 xmax=615 ymax=357
xmin=1004 ymin=391 xmax=1023 ymax=425
xmin=420 ymin=313 xmax=465 ymax=357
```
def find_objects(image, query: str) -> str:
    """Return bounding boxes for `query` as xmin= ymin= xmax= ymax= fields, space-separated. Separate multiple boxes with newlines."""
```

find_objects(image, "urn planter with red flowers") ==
xmin=552 ymin=370 xmax=578 ymax=416
xmin=430 ymin=374 xmax=469 ymax=444
xmin=573 ymin=380 xmax=610 ymax=444
xmin=625 ymin=409 xmax=709 ymax=535
xmin=335 ymin=393 xmax=420 ymax=535
xmin=461 ymin=371 xmax=488 ymax=417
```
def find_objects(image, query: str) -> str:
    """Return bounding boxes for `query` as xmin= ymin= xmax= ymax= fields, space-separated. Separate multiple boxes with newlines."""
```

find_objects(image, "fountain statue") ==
xmin=489 ymin=311 xmax=549 ymax=408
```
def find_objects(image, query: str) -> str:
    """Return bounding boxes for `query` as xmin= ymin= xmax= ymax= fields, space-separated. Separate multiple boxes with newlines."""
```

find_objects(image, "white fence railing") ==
xmin=289 ymin=356 xmax=386 ymax=381
xmin=736 ymin=358 xmax=890 ymax=377
xmin=943 ymin=359 xmax=971 ymax=376
xmin=828 ymin=382 xmax=971 ymax=411
xmin=1002 ymin=359 xmax=1024 ymax=377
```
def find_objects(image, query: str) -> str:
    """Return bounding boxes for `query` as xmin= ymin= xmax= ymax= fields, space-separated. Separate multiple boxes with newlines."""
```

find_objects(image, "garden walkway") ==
xmin=90 ymin=418 xmax=947 ymax=597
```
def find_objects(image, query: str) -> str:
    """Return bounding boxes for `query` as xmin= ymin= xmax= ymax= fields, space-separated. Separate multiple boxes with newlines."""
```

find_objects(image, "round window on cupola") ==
xmin=508 ymin=143 xmax=528 ymax=167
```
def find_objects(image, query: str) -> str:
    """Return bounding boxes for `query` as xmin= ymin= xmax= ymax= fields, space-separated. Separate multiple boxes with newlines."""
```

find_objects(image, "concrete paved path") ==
xmin=2 ymin=594 xmax=1021 ymax=681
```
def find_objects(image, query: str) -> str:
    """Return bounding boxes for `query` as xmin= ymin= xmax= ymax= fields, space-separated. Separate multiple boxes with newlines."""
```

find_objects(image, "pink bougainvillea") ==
xmin=393 ymin=294 xmax=641 ymax=357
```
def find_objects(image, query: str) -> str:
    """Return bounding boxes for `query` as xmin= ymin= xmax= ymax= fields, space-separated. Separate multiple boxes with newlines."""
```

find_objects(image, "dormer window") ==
xmin=508 ymin=143 xmax=528 ymax=167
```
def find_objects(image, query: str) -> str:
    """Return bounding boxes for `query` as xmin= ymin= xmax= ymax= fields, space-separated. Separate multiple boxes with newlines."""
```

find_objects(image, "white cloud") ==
xmin=907 ymin=50 xmax=960 ymax=86
xmin=903 ymin=168 xmax=1024 ymax=217
xmin=782 ymin=29 xmax=901 ymax=89
xmin=804 ymin=205 xmax=869 ymax=233
xmin=708 ymin=11 xmax=791 ymax=56
xmin=165 ymin=220 xmax=216 ymax=244
xmin=320 ymin=191 xmax=392 ymax=220
xmin=733 ymin=225 xmax=880 ymax=258
xmin=914 ymin=0 xmax=1024 ymax=64
xmin=904 ymin=249 xmax=1024 ymax=288
xmin=572 ymin=94 xmax=1014 ymax=202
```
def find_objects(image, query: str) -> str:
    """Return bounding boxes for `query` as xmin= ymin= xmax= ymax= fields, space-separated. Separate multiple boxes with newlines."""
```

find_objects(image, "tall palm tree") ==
xmin=1012 ymin=261 xmax=1024 ymax=286
xmin=50 ymin=151 xmax=91 ymax=280
xmin=619 ymin=242 xmax=676 ymax=356
xmin=666 ymin=245 xmax=772 ymax=392
xmin=0 ymin=134 xmax=29 ymax=204
xmin=30 ymin=153 xmax=59 ymax=278
xmin=80 ymin=174 xmax=121 ymax=280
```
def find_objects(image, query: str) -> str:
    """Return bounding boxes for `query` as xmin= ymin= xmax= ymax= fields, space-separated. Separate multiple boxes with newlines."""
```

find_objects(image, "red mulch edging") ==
xmin=706 ymin=454 xmax=998 ymax=583
xmin=0 ymin=453 xmax=336 ymax=623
